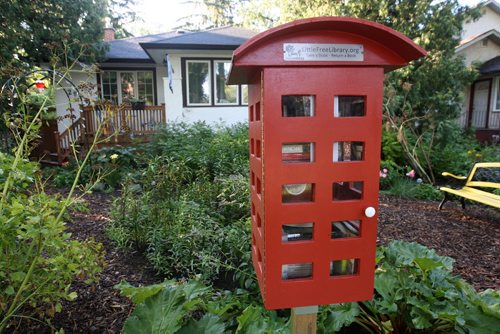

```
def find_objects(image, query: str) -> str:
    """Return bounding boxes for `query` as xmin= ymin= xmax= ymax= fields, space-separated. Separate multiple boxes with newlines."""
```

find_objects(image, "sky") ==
xmin=127 ymin=0 xmax=483 ymax=36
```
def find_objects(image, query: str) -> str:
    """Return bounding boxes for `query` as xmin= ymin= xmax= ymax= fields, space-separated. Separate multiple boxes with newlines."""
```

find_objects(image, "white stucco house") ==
xmin=456 ymin=0 xmax=500 ymax=141
xmin=58 ymin=26 xmax=257 ymax=130
xmin=40 ymin=26 xmax=256 ymax=164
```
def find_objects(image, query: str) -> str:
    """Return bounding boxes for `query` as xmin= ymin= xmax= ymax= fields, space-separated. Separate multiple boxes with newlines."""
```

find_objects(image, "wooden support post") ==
xmin=291 ymin=306 xmax=318 ymax=334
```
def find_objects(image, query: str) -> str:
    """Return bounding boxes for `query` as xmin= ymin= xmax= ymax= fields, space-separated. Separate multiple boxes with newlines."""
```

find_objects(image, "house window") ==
xmin=495 ymin=77 xmax=500 ymax=112
xmin=100 ymin=70 xmax=155 ymax=105
xmin=214 ymin=61 xmax=237 ymax=105
xmin=187 ymin=60 xmax=211 ymax=105
xmin=183 ymin=58 xmax=248 ymax=107
xmin=101 ymin=72 xmax=118 ymax=104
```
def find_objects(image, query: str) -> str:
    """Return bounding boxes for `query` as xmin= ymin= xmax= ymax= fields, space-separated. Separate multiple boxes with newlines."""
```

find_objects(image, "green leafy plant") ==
xmin=322 ymin=241 xmax=500 ymax=333
xmin=118 ymin=241 xmax=499 ymax=334
xmin=116 ymin=280 xmax=288 ymax=334
xmin=108 ymin=122 xmax=252 ymax=285
xmin=46 ymin=145 xmax=143 ymax=190
xmin=0 ymin=66 xmax=116 ymax=331
xmin=0 ymin=153 xmax=103 ymax=331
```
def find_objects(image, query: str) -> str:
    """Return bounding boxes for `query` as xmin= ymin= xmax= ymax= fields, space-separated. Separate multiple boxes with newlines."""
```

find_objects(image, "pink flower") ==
xmin=383 ymin=168 xmax=388 ymax=174
xmin=406 ymin=170 xmax=415 ymax=178
xmin=380 ymin=170 xmax=387 ymax=178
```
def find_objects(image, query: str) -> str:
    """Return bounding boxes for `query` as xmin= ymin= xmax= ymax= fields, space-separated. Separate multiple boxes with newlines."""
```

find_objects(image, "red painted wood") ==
xmin=228 ymin=17 xmax=426 ymax=85
xmin=236 ymin=17 xmax=426 ymax=310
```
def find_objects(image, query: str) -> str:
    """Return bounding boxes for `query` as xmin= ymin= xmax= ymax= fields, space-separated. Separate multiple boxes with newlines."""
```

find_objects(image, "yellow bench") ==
xmin=439 ymin=162 xmax=500 ymax=210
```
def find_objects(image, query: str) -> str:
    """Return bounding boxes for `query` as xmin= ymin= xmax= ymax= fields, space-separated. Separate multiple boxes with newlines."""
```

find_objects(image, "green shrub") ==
xmin=0 ymin=154 xmax=102 ymax=330
xmin=46 ymin=145 xmax=143 ymax=190
xmin=108 ymin=122 xmax=251 ymax=285
xmin=146 ymin=200 xmax=227 ymax=282
xmin=381 ymin=127 xmax=404 ymax=167
xmin=146 ymin=122 xmax=249 ymax=178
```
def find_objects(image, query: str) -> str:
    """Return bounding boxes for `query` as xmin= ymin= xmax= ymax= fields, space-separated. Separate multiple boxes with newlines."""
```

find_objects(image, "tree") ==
xmin=245 ymin=0 xmax=480 ymax=183
xmin=180 ymin=0 xmax=246 ymax=30
xmin=0 ymin=0 xmax=109 ymax=69
xmin=107 ymin=0 xmax=139 ymax=38
xmin=238 ymin=0 xmax=280 ymax=30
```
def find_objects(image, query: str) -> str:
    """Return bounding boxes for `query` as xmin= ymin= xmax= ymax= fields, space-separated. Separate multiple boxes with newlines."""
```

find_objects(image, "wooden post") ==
xmin=291 ymin=306 xmax=318 ymax=334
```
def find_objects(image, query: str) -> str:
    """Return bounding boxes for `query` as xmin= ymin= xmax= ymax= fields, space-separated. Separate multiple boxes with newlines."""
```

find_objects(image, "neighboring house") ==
xmin=456 ymin=0 xmax=500 ymax=142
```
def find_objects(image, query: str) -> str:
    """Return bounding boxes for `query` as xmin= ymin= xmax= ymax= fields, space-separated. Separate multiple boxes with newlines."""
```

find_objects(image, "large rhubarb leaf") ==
xmin=115 ymin=280 xmax=165 ymax=304
xmin=177 ymin=314 xmax=226 ymax=334
xmin=236 ymin=305 xmax=288 ymax=333
xmin=319 ymin=303 xmax=359 ymax=332
xmin=122 ymin=287 xmax=185 ymax=334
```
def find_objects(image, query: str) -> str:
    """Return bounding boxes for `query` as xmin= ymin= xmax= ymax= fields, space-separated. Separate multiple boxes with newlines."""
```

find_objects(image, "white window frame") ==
xmin=241 ymin=85 xmax=248 ymax=105
xmin=100 ymin=70 xmax=155 ymax=105
xmin=186 ymin=60 xmax=212 ymax=106
xmin=493 ymin=76 xmax=500 ymax=112
xmin=183 ymin=58 xmax=248 ymax=107
xmin=214 ymin=60 xmax=239 ymax=106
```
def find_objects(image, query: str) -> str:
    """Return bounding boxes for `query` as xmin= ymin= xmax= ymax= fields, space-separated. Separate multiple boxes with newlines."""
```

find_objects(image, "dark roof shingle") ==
xmin=105 ymin=27 xmax=256 ymax=61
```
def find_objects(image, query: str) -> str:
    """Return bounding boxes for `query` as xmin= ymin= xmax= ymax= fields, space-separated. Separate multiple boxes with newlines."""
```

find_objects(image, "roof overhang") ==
xmin=480 ymin=55 xmax=500 ymax=74
xmin=456 ymin=29 xmax=500 ymax=52
xmin=484 ymin=0 xmax=500 ymax=15
xmin=140 ymin=43 xmax=240 ymax=51
xmin=228 ymin=17 xmax=427 ymax=85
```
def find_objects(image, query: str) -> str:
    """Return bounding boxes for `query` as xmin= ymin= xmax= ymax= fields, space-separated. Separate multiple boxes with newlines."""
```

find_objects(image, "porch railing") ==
xmin=81 ymin=104 xmax=166 ymax=137
xmin=54 ymin=117 xmax=85 ymax=164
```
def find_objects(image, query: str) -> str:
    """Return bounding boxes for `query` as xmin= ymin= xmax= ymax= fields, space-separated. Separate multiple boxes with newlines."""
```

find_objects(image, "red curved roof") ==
xmin=228 ymin=17 xmax=427 ymax=84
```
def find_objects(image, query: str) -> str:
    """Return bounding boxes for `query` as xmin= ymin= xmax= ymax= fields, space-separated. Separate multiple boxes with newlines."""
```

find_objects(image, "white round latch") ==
xmin=365 ymin=207 xmax=376 ymax=218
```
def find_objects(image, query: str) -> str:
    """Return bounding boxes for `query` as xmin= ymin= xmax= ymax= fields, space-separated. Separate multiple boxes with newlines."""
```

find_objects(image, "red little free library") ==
xmin=228 ymin=17 xmax=426 ymax=310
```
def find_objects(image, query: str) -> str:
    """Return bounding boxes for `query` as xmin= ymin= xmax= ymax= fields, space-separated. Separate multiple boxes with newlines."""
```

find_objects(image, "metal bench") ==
xmin=439 ymin=162 xmax=500 ymax=210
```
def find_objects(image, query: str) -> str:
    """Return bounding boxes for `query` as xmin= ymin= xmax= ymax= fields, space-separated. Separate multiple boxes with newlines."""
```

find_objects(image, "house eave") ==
xmin=140 ymin=43 xmax=240 ymax=51
xmin=456 ymin=29 xmax=500 ymax=53
xmin=100 ymin=58 xmax=155 ymax=64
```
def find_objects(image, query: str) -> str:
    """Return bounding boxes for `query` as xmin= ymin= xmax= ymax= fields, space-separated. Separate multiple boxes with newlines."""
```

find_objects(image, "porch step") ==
xmin=39 ymin=159 xmax=61 ymax=167
xmin=39 ymin=151 xmax=66 ymax=167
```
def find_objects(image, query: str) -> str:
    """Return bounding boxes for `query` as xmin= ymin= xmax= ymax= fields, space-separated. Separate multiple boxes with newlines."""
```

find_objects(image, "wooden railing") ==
xmin=53 ymin=104 xmax=166 ymax=163
xmin=81 ymin=104 xmax=166 ymax=139
xmin=54 ymin=117 xmax=85 ymax=164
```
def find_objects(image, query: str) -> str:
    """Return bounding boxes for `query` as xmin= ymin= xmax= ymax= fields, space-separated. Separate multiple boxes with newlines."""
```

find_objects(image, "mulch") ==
xmin=10 ymin=191 xmax=499 ymax=333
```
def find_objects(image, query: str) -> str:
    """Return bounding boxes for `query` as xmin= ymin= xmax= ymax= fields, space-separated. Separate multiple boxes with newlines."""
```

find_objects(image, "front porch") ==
xmin=465 ymin=57 xmax=500 ymax=144
xmin=39 ymin=104 xmax=166 ymax=165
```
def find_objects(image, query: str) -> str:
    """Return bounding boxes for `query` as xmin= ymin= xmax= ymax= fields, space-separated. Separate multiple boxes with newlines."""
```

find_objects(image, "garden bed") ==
xmin=18 ymin=191 xmax=499 ymax=333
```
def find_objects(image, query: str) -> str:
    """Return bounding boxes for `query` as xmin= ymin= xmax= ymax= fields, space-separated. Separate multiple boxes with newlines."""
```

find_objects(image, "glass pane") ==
xmin=102 ymin=84 xmax=110 ymax=98
xmin=282 ymin=96 xmax=314 ymax=117
xmin=188 ymin=61 xmax=210 ymax=104
xmin=101 ymin=72 xmax=118 ymax=103
xmin=334 ymin=96 xmax=365 ymax=117
xmin=282 ymin=263 xmax=312 ymax=280
xmin=282 ymin=223 xmax=313 ymax=242
xmin=330 ymin=259 xmax=359 ymax=276
xmin=102 ymin=71 xmax=117 ymax=84
xmin=332 ymin=220 xmax=360 ymax=239
xmin=496 ymin=79 xmax=500 ymax=110
xmin=137 ymin=71 xmax=154 ymax=105
xmin=215 ymin=61 xmax=237 ymax=104
xmin=121 ymin=72 xmax=135 ymax=102
xmin=333 ymin=142 xmax=364 ymax=162
xmin=282 ymin=143 xmax=314 ymax=163
xmin=333 ymin=181 xmax=363 ymax=201
xmin=282 ymin=183 xmax=314 ymax=203
xmin=241 ymin=85 xmax=248 ymax=104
